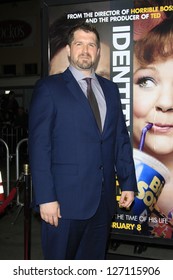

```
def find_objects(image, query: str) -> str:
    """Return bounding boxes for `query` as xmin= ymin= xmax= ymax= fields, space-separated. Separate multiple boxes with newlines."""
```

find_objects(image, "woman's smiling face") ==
xmin=133 ymin=56 xmax=173 ymax=155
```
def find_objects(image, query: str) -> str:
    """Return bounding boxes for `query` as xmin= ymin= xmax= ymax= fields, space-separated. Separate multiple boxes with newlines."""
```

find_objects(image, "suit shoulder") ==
xmin=35 ymin=73 xmax=63 ymax=87
xmin=96 ymin=74 xmax=119 ymax=90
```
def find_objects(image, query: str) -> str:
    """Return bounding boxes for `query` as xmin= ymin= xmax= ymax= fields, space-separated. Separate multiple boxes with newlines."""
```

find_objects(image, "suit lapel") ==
xmin=96 ymin=76 xmax=112 ymax=135
xmin=62 ymin=69 xmax=102 ymax=134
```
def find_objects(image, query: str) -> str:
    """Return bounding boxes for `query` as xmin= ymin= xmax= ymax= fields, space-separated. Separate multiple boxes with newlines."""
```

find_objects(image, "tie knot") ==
xmin=84 ymin=77 xmax=92 ymax=87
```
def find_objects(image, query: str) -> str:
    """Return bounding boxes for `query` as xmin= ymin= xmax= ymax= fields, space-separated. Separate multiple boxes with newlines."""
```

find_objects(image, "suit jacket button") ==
xmin=99 ymin=165 xmax=103 ymax=170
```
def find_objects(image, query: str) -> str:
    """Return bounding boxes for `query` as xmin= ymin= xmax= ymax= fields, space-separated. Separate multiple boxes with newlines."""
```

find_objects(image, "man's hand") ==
xmin=119 ymin=191 xmax=134 ymax=208
xmin=40 ymin=201 xmax=61 ymax=227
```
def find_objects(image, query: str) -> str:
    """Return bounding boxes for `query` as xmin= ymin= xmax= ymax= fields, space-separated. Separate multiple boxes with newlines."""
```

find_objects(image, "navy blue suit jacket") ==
xmin=29 ymin=68 xmax=137 ymax=219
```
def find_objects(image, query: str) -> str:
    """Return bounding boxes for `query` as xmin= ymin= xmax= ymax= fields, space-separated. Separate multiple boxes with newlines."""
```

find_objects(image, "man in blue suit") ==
xmin=29 ymin=22 xmax=137 ymax=260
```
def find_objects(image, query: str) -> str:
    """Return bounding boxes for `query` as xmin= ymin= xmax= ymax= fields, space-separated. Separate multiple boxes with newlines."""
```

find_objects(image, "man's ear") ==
xmin=97 ymin=47 xmax=100 ymax=56
xmin=95 ymin=48 xmax=100 ymax=69
xmin=66 ymin=44 xmax=70 ymax=57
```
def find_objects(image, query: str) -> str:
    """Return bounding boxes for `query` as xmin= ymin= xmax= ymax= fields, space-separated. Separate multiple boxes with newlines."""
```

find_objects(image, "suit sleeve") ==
xmin=28 ymin=79 xmax=57 ymax=206
xmin=114 ymin=85 xmax=138 ymax=193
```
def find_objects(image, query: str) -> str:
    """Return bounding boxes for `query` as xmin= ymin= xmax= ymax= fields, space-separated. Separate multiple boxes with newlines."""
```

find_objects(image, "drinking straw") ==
xmin=168 ymin=208 xmax=173 ymax=220
xmin=139 ymin=123 xmax=153 ymax=151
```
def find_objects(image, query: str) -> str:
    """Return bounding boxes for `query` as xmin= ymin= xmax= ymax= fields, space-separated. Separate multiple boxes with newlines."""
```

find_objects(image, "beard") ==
xmin=77 ymin=59 xmax=93 ymax=69
xmin=73 ymin=54 xmax=95 ymax=70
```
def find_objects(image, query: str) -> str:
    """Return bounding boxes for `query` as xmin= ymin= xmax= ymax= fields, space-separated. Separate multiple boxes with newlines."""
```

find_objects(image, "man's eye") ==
xmin=89 ymin=43 xmax=95 ymax=47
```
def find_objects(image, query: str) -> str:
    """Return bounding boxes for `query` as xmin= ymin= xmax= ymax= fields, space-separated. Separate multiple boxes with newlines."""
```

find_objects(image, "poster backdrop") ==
xmin=47 ymin=0 xmax=173 ymax=243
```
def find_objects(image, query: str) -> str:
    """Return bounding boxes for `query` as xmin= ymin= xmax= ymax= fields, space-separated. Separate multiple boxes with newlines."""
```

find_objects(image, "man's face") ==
xmin=49 ymin=30 xmax=110 ymax=79
xmin=66 ymin=29 xmax=100 ymax=73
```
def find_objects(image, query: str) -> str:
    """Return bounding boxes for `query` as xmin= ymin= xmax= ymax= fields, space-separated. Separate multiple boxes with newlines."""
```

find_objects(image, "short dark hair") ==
xmin=67 ymin=22 xmax=100 ymax=48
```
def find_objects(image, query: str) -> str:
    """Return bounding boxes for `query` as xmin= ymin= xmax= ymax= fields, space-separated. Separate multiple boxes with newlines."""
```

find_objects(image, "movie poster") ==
xmin=47 ymin=0 xmax=173 ymax=243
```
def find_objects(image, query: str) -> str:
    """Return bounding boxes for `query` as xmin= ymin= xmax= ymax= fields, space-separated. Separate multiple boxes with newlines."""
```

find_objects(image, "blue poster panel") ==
xmin=46 ymin=0 xmax=173 ymax=244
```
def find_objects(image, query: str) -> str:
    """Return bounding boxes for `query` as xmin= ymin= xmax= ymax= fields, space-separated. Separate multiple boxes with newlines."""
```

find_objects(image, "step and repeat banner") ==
xmin=44 ymin=0 xmax=173 ymax=244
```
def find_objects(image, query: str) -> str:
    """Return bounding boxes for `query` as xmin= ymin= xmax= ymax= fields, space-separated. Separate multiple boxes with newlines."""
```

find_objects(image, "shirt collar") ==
xmin=69 ymin=65 xmax=96 ymax=82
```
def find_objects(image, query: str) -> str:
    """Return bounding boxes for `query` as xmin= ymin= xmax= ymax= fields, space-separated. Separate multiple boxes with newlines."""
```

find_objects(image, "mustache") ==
xmin=79 ymin=53 xmax=91 ymax=58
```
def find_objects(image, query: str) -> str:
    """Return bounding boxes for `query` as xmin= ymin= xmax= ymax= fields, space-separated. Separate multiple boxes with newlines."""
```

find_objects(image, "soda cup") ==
xmin=133 ymin=149 xmax=170 ymax=223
